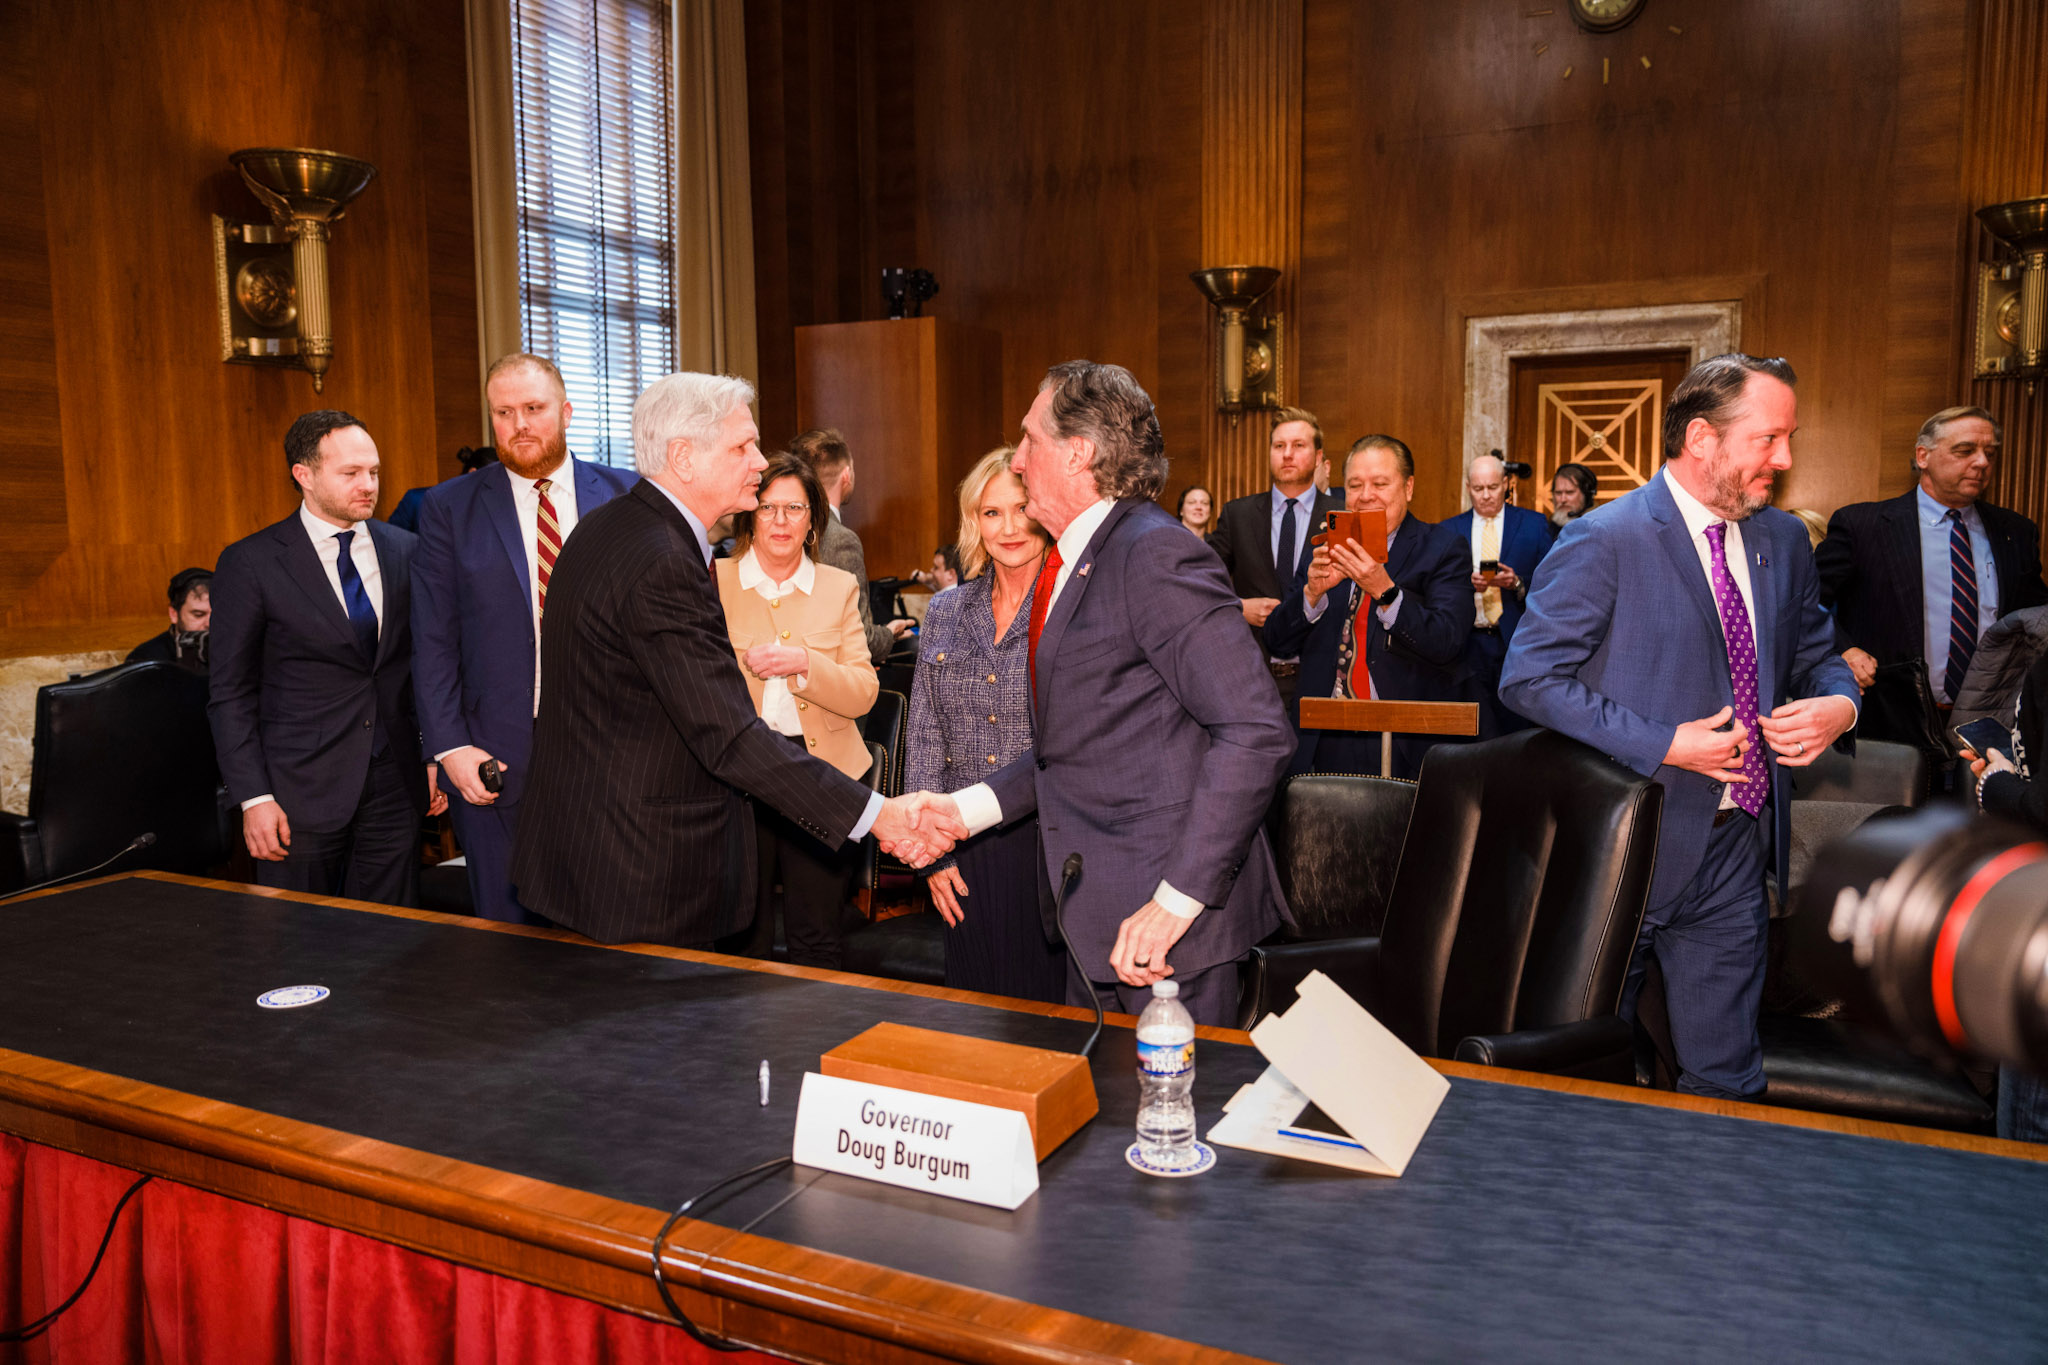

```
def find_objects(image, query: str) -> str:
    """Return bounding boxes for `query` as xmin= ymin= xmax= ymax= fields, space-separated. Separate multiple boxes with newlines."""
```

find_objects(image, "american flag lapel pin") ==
xmin=1077 ymin=562 xmax=1091 ymax=577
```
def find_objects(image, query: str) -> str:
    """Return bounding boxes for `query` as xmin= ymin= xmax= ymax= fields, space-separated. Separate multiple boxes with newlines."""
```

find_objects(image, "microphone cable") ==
xmin=1050 ymin=853 xmax=1102 ymax=1057
xmin=650 ymin=1156 xmax=794 ymax=1352
xmin=0 ymin=1174 xmax=152 ymax=1343
xmin=0 ymin=833 xmax=157 ymax=906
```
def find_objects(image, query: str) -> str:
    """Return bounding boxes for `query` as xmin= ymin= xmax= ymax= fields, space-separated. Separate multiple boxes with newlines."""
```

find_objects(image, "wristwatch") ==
xmin=1373 ymin=583 xmax=1400 ymax=608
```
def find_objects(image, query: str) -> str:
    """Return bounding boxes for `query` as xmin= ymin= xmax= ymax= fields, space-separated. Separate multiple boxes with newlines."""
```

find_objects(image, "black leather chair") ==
xmin=1236 ymin=774 xmax=1416 ymax=1023
xmin=1786 ymin=738 xmax=1928 ymax=807
xmin=841 ymin=732 xmax=946 ymax=986
xmin=0 ymin=661 xmax=228 ymax=893
xmin=1244 ymin=730 xmax=1663 ymax=1085
xmin=861 ymin=689 xmax=908 ymax=797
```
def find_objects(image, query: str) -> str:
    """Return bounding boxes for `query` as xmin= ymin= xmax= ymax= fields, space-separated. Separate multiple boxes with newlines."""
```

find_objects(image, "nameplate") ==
xmin=792 ymin=1072 xmax=1039 ymax=1210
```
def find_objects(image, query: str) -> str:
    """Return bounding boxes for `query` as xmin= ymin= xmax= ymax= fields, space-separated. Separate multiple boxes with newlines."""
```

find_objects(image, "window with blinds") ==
xmin=509 ymin=0 xmax=676 ymax=467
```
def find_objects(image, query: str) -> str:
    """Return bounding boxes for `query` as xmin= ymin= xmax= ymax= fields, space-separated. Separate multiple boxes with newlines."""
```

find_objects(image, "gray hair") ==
xmin=633 ymin=373 xmax=756 ymax=477
xmin=1037 ymin=360 xmax=1167 ymax=501
xmin=1916 ymin=405 xmax=2001 ymax=453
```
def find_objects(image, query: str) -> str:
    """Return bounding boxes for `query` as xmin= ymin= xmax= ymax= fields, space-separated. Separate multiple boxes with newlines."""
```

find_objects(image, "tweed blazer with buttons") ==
xmin=713 ymin=555 xmax=878 ymax=780
xmin=903 ymin=571 xmax=1038 ymax=798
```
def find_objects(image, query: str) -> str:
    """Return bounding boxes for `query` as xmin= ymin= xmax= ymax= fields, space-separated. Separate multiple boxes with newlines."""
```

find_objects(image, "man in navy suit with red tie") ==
xmin=209 ymin=411 xmax=447 ymax=904
xmin=1262 ymin=435 xmax=1474 ymax=780
xmin=1502 ymin=355 xmax=1860 ymax=1099
xmin=411 ymin=354 xmax=638 ymax=923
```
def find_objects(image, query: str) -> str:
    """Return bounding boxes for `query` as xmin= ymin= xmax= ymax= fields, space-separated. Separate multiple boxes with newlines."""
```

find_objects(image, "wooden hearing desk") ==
xmin=3 ymin=874 xmax=2047 ymax=1363
xmin=1297 ymin=698 xmax=1479 ymax=777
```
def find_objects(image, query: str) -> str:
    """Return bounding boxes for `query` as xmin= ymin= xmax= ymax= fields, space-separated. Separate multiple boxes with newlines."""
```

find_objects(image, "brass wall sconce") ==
xmin=1191 ymin=266 xmax=1285 ymax=413
xmin=213 ymin=148 xmax=378 ymax=391
xmin=1974 ymin=196 xmax=2048 ymax=379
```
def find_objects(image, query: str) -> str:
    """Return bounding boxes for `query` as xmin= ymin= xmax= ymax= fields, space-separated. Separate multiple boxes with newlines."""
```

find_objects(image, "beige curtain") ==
xmin=672 ymin=0 xmax=759 ymax=384
xmin=465 ymin=0 xmax=757 ymax=410
xmin=465 ymin=0 xmax=523 ymax=437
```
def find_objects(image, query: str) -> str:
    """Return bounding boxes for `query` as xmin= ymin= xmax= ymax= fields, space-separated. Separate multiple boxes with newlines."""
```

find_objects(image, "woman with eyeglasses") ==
xmin=715 ymin=451 xmax=879 ymax=969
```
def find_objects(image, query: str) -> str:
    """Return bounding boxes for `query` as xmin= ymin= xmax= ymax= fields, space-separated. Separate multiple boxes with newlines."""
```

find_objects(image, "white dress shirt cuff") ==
xmin=240 ymin=794 xmax=275 ymax=812
xmin=952 ymin=782 xmax=1004 ymax=837
xmin=433 ymin=747 xmax=467 ymax=764
xmin=1153 ymin=880 xmax=1204 ymax=919
xmin=849 ymin=791 xmax=884 ymax=841
xmin=1303 ymin=594 xmax=1330 ymax=624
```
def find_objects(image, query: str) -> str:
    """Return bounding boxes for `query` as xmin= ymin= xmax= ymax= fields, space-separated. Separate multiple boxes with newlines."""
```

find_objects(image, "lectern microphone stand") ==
xmin=1296 ymin=698 xmax=1480 ymax=777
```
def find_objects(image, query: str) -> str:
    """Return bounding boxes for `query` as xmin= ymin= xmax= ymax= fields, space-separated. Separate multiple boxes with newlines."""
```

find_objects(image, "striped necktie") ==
xmin=1945 ymin=508 xmax=1979 ymax=702
xmin=536 ymin=477 xmax=561 ymax=624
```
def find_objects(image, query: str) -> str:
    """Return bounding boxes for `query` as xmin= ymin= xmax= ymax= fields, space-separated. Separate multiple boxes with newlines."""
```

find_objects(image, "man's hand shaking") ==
xmin=873 ymin=791 xmax=969 ymax=868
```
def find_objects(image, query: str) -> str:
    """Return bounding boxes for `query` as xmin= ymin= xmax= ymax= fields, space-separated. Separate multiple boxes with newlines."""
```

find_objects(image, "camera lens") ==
xmin=1793 ymin=806 xmax=2048 ymax=1071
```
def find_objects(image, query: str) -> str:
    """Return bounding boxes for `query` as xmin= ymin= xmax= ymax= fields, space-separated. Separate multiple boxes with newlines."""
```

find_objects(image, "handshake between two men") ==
xmin=869 ymin=790 xmax=968 ymax=869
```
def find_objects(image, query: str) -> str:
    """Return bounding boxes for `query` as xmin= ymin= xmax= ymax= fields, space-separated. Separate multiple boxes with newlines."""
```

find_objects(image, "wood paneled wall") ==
xmin=1967 ymin=0 xmax=2048 ymax=528
xmin=749 ymin=0 xmax=2034 ymax=530
xmin=0 ymin=0 xmax=478 ymax=656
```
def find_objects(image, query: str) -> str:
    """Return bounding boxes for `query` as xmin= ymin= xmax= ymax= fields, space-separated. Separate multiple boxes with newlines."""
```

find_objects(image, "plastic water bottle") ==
xmin=1135 ymin=981 xmax=1198 ymax=1170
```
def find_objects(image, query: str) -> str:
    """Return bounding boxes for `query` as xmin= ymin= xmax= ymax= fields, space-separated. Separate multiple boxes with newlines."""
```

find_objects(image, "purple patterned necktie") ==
xmin=1705 ymin=521 xmax=1766 ymax=816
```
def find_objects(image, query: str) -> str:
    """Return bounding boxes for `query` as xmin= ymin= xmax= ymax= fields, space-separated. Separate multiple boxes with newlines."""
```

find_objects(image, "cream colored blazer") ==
xmin=714 ymin=557 xmax=879 ymax=780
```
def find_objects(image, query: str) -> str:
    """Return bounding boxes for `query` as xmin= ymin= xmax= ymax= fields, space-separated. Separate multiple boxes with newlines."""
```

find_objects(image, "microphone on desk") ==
xmin=0 ymin=833 xmax=156 ymax=906
xmin=1050 ymin=853 xmax=1102 ymax=1058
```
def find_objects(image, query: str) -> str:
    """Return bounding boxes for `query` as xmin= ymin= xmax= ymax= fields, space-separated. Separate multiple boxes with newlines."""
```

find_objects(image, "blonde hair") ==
xmin=955 ymin=446 xmax=1046 ymax=579
xmin=1790 ymin=507 xmax=1827 ymax=551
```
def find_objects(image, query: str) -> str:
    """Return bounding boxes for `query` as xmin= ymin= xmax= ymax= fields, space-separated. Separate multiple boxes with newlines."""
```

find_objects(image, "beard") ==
xmin=496 ymin=426 xmax=569 ymax=478
xmin=1707 ymin=456 xmax=1773 ymax=520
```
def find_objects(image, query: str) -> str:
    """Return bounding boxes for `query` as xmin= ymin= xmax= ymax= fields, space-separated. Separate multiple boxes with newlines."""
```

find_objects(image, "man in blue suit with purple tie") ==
xmin=1501 ymin=354 xmax=1859 ymax=1098
xmin=925 ymin=361 xmax=1296 ymax=1026
xmin=412 ymin=354 xmax=638 ymax=922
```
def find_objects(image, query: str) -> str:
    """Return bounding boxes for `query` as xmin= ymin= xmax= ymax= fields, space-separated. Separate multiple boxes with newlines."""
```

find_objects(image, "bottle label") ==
xmin=1137 ymin=1038 xmax=1193 ymax=1077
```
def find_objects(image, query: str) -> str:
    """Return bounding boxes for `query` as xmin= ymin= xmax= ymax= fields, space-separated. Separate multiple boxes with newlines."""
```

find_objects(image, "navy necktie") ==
xmin=1277 ymin=496 xmax=1300 ymax=584
xmin=1945 ymin=509 xmax=1979 ymax=702
xmin=333 ymin=529 xmax=380 ymax=662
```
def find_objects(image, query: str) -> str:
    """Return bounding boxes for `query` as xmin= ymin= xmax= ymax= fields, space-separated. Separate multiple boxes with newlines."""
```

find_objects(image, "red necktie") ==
xmin=1027 ymin=546 xmax=1064 ymax=695
xmin=1348 ymin=590 xmax=1374 ymax=700
xmin=535 ymin=477 xmax=561 ymax=625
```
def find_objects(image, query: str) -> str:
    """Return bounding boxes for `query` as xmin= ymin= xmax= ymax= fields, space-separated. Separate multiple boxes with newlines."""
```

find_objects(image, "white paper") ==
xmin=1212 ymin=971 xmax=1450 ymax=1177
xmin=791 ymin=1072 xmax=1039 ymax=1210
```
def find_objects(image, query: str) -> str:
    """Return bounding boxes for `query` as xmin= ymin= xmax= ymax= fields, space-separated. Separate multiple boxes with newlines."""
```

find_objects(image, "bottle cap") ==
xmin=1152 ymin=980 xmax=1179 ymax=998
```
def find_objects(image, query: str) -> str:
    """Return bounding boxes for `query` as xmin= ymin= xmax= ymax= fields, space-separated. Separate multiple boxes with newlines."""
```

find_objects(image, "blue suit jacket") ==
xmin=984 ymin=499 xmax=1295 ymax=976
xmin=1263 ymin=513 xmax=1473 ymax=777
xmin=1439 ymin=503 xmax=1552 ymax=646
xmin=1499 ymin=473 xmax=1859 ymax=909
xmin=411 ymin=458 xmax=639 ymax=805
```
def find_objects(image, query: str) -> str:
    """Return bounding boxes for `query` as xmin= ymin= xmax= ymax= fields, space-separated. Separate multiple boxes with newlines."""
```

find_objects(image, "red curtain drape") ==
xmin=0 ymin=1136 xmax=783 ymax=1365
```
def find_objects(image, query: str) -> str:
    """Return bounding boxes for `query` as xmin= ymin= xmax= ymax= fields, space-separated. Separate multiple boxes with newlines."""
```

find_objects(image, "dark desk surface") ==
xmin=4 ymin=875 xmax=2047 ymax=1363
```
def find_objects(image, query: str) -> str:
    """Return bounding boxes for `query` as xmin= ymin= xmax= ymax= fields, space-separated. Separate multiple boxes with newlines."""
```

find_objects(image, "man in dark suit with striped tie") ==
xmin=510 ymin=373 xmax=962 ymax=949
xmin=1817 ymin=407 xmax=2047 ymax=754
xmin=412 ymin=354 xmax=637 ymax=923
xmin=209 ymin=411 xmax=446 ymax=904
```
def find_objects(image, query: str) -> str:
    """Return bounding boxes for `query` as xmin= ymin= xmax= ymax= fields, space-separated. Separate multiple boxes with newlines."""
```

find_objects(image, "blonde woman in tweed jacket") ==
xmin=904 ymin=447 xmax=1067 ymax=1002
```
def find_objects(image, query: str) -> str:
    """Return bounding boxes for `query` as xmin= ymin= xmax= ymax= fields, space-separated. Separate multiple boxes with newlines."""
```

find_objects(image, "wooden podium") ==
xmin=794 ymin=318 xmax=1004 ymax=581
xmin=1297 ymin=698 xmax=1480 ymax=777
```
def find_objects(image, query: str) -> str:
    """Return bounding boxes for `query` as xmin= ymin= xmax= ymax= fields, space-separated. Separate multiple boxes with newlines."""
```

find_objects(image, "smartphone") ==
xmin=479 ymin=758 xmax=504 ymax=794
xmin=1954 ymin=717 xmax=2013 ymax=761
xmin=1319 ymin=509 xmax=1389 ymax=562
xmin=1478 ymin=558 xmax=1501 ymax=575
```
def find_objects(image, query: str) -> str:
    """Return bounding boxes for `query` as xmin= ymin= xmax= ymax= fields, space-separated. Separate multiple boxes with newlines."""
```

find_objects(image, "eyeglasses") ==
xmin=757 ymin=502 xmax=811 ymax=523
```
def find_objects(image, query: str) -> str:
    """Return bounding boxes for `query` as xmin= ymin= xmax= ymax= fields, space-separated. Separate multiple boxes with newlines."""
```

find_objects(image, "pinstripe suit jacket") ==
xmin=510 ymin=480 xmax=873 ymax=945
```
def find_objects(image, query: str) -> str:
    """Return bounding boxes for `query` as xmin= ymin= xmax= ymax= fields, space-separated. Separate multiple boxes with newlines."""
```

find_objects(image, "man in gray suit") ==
xmin=925 ymin=361 xmax=1296 ymax=1025
xmin=790 ymin=428 xmax=914 ymax=664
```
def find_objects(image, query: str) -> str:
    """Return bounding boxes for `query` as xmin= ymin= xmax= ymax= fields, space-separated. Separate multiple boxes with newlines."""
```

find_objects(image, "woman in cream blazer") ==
xmin=714 ymin=453 xmax=879 ymax=968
